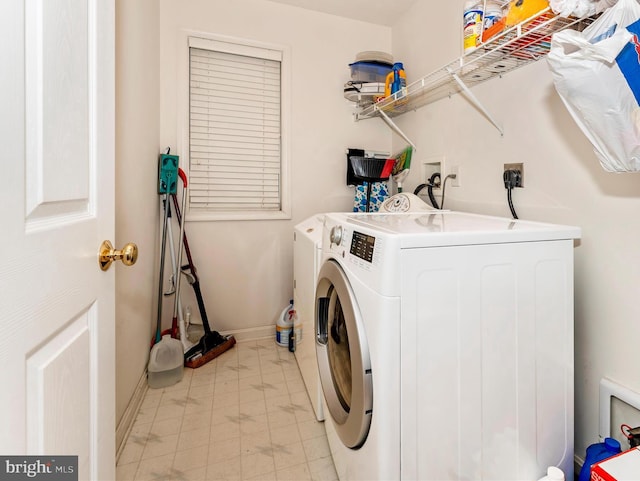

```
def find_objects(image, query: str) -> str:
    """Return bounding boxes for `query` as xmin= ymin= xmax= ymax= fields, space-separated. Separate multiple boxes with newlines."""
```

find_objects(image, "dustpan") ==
xmin=148 ymin=334 xmax=184 ymax=388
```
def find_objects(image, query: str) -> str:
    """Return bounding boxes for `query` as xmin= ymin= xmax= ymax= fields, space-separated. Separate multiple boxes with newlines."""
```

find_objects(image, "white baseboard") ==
xmin=116 ymin=370 xmax=148 ymax=463
xmin=220 ymin=324 xmax=275 ymax=343
xmin=575 ymin=454 xmax=584 ymax=479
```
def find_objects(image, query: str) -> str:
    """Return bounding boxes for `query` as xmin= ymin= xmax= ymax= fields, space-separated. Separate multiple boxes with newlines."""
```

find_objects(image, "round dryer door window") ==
xmin=315 ymin=259 xmax=372 ymax=449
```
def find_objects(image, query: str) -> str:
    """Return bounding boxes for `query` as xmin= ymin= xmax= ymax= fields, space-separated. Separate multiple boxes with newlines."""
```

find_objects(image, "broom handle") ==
xmin=171 ymin=193 xmax=197 ymax=282
xmin=172 ymin=169 xmax=188 ymax=331
xmin=155 ymin=194 xmax=171 ymax=344
xmin=170 ymin=191 xmax=213 ymax=334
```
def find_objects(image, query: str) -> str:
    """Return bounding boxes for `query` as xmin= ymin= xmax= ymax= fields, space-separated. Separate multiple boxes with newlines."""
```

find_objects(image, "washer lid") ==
xmin=325 ymin=211 xmax=581 ymax=248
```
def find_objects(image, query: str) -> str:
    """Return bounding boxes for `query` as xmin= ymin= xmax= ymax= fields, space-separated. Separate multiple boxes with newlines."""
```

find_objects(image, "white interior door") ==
xmin=0 ymin=1 xmax=116 ymax=480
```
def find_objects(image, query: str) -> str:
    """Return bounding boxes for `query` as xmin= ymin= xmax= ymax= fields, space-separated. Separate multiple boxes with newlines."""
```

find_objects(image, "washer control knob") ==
xmin=330 ymin=225 xmax=343 ymax=246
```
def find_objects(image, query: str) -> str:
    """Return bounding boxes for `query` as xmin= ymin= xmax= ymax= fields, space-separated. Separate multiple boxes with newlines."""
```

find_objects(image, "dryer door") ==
xmin=315 ymin=259 xmax=372 ymax=449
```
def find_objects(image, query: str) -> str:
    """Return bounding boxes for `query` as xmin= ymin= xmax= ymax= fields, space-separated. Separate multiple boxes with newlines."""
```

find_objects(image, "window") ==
xmin=186 ymin=35 xmax=290 ymax=220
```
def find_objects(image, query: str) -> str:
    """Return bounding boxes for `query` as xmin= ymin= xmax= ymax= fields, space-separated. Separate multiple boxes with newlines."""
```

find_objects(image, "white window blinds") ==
xmin=188 ymin=38 xmax=283 ymax=214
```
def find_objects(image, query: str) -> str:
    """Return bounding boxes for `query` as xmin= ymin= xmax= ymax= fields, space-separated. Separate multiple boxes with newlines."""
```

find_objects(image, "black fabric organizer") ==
xmin=346 ymin=148 xmax=393 ymax=213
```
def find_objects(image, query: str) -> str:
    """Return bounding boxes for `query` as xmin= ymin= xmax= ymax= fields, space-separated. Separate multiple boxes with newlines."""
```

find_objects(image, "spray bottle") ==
xmin=384 ymin=62 xmax=407 ymax=99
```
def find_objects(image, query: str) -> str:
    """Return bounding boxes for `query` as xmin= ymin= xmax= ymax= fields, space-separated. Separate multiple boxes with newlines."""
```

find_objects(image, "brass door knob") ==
xmin=99 ymin=240 xmax=138 ymax=271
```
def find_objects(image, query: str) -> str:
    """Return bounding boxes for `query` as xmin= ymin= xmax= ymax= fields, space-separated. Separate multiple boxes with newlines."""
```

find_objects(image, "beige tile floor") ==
xmin=116 ymin=339 xmax=338 ymax=481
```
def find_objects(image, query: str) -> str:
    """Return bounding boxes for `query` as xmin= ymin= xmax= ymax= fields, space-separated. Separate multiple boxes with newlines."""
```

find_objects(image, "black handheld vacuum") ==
xmin=170 ymin=193 xmax=236 ymax=368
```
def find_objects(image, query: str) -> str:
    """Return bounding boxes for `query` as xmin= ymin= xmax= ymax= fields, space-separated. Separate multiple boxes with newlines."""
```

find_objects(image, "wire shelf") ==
xmin=355 ymin=8 xmax=597 ymax=121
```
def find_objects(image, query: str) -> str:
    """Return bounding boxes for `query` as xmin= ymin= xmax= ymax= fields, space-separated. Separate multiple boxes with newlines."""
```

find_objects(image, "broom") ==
xmin=391 ymin=146 xmax=413 ymax=193
xmin=170 ymin=192 xmax=236 ymax=368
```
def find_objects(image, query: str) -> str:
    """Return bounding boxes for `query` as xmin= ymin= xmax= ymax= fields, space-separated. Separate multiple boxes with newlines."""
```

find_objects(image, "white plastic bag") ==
xmin=550 ymin=0 xmax=618 ymax=18
xmin=547 ymin=0 xmax=640 ymax=172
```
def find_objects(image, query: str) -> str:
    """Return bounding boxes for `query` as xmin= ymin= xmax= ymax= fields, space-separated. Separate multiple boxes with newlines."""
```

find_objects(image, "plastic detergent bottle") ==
xmin=384 ymin=62 xmax=407 ymax=99
xmin=276 ymin=299 xmax=294 ymax=347
xmin=537 ymin=466 xmax=565 ymax=481
xmin=463 ymin=0 xmax=484 ymax=53
xmin=578 ymin=437 xmax=621 ymax=481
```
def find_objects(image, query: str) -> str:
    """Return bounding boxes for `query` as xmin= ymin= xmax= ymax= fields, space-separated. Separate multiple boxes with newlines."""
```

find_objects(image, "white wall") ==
xmin=114 ymin=0 xmax=640 ymax=465
xmin=156 ymin=0 xmax=391 ymax=338
xmin=392 ymin=0 xmax=640 ymax=462
xmin=115 ymin=0 xmax=392 ymax=425
xmin=115 ymin=0 xmax=160 ymax=424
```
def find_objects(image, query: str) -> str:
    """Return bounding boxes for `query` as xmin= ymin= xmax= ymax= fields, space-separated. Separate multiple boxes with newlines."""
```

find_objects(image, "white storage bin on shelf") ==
xmin=354 ymin=6 xmax=598 ymax=144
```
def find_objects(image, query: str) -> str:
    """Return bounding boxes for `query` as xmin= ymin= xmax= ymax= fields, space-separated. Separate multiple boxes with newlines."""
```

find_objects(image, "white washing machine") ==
xmin=293 ymin=195 xmax=435 ymax=422
xmin=315 ymin=210 xmax=580 ymax=481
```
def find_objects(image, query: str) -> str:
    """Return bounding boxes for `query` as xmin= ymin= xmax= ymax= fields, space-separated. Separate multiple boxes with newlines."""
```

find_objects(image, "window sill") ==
xmin=186 ymin=210 xmax=292 ymax=222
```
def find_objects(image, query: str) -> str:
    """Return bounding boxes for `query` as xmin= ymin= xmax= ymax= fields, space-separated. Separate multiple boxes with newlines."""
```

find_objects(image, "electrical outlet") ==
xmin=450 ymin=165 xmax=460 ymax=187
xmin=504 ymin=163 xmax=524 ymax=187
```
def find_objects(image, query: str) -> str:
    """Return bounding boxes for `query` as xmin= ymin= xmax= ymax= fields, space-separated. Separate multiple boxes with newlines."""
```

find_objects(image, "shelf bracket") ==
xmin=375 ymin=107 xmax=417 ymax=150
xmin=446 ymin=68 xmax=504 ymax=136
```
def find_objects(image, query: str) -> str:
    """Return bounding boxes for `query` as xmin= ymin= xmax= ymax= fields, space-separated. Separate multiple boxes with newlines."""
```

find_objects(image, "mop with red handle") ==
xmin=170 ymin=178 xmax=236 ymax=368
xmin=170 ymin=169 xmax=188 ymax=341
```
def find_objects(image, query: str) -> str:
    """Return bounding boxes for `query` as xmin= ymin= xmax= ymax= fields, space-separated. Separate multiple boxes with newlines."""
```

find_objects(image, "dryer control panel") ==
xmin=322 ymin=213 xmax=403 ymax=297
xmin=326 ymin=222 xmax=383 ymax=275
xmin=350 ymin=231 xmax=375 ymax=263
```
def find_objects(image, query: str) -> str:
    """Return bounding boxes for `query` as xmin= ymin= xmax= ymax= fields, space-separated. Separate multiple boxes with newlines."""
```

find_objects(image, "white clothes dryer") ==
xmin=293 ymin=215 xmax=325 ymax=421
xmin=315 ymin=211 xmax=580 ymax=481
